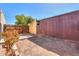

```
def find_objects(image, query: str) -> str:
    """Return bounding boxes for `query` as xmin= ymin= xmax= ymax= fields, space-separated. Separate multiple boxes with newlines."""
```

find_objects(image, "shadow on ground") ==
xmin=27 ymin=35 xmax=79 ymax=56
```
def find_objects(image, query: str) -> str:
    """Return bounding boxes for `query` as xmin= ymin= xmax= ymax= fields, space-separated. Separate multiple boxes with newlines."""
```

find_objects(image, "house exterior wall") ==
xmin=37 ymin=10 xmax=79 ymax=41
xmin=0 ymin=10 xmax=6 ymax=32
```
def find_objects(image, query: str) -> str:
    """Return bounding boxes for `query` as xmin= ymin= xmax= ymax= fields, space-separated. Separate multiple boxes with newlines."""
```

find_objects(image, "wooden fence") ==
xmin=4 ymin=25 xmax=29 ymax=34
xmin=37 ymin=10 xmax=79 ymax=41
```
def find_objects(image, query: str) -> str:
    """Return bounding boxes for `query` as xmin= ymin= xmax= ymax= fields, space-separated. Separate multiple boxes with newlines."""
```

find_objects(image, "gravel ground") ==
xmin=1 ymin=35 xmax=79 ymax=56
xmin=0 ymin=44 xmax=6 ymax=56
xmin=17 ymin=35 xmax=79 ymax=56
xmin=17 ymin=39 xmax=59 ymax=56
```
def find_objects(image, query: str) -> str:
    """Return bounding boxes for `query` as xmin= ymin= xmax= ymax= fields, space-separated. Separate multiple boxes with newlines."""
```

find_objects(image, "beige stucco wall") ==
xmin=29 ymin=20 xmax=37 ymax=34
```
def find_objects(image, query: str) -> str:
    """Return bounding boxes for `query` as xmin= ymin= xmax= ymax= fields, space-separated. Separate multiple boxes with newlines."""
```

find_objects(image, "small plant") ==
xmin=1 ymin=30 xmax=19 ymax=56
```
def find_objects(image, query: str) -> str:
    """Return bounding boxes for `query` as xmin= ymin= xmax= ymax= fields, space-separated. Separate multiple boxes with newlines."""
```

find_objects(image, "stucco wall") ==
xmin=0 ymin=10 xmax=6 ymax=32
xmin=29 ymin=20 xmax=37 ymax=34
xmin=37 ymin=10 xmax=79 ymax=41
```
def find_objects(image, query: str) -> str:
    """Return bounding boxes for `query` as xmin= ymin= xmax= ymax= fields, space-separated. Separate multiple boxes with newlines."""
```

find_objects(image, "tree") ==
xmin=15 ymin=15 xmax=34 ymax=26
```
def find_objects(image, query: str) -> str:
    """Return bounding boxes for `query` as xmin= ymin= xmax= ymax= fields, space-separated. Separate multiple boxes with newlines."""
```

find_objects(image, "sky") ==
xmin=1 ymin=3 xmax=79 ymax=24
